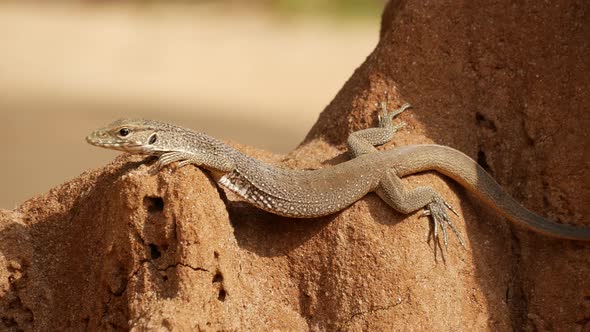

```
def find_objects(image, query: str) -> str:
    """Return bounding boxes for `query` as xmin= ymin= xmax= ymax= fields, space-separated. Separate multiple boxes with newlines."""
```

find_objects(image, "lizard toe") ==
xmin=425 ymin=196 xmax=465 ymax=247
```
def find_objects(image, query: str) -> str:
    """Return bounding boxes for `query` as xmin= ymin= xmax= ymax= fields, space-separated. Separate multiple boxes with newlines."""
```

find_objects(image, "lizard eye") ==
xmin=118 ymin=128 xmax=130 ymax=137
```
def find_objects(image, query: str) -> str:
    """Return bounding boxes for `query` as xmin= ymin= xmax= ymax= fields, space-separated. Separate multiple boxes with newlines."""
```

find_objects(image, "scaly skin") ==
xmin=86 ymin=102 xmax=590 ymax=246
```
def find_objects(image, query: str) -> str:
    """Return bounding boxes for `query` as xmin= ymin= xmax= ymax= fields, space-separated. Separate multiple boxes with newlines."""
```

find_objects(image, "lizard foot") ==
xmin=377 ymin=92 xmax=412 ymax=129
xmin=423 ymin=196 xmax=465 ymax=248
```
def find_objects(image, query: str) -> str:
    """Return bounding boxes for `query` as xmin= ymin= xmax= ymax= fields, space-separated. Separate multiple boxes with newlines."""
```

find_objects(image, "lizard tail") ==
xmin=395 ymin=144 xmax=590 ymax=240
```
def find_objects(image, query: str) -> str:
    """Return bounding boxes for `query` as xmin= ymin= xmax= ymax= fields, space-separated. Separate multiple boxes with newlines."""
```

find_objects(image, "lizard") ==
xmin=86 ymin=100 xmax=590 ymax=246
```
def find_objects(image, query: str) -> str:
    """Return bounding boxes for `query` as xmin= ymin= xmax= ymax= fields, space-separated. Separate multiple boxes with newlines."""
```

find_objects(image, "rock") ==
xmin=1 ymin=1 xmax=589 ymax=330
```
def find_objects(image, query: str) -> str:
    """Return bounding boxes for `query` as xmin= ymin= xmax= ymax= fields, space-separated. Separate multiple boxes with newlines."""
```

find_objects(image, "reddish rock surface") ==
xmin=1 ymin=1 xmax=589 ymax=330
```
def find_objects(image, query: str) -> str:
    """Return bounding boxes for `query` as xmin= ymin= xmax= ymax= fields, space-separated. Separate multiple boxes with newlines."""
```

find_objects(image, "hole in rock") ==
xmin=218 ymin=288 xmax=227 ymax=302
xmin=144 ymin=196 xmax=164 ymax=213
xmin=477 ymin=150 xmax=492 ymax=172
xmin=212 ymin=272 xmax=223 ymax=283
xmin=149 ymin=244 xmax=161 ymax=259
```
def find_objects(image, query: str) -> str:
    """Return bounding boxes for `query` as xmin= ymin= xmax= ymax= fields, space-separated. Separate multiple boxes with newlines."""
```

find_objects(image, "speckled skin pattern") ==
xmin=87 ymin=102 xmax=590 ymax=244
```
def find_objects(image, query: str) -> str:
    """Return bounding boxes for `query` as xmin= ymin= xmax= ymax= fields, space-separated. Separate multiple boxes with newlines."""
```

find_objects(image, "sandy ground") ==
xmin=0 ymin=2 xmax=378 ymax=209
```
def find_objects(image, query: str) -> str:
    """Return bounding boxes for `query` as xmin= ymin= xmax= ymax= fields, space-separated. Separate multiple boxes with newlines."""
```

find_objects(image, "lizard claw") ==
xmin=444 ymin=200 xmax=460 ymax=216
xmin=424 ymin=196 xmax=465 ymax=248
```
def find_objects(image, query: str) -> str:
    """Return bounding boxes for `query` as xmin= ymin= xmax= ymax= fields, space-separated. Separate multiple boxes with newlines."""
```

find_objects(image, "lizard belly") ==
xmin=218 ymin=165 xmax=378 ymax=218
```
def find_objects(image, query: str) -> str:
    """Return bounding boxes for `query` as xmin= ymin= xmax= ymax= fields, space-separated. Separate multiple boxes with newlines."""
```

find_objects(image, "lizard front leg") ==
xmin=155 ymin=151 xmax=197 ymax=170
xmin=155 ymin=151 xmax=234 ymax=172
xmin=376 ymin=168 xmax=465 ymax=247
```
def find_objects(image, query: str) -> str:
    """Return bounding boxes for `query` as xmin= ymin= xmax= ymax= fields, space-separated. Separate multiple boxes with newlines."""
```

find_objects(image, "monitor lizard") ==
xmin=86 ymin=101 xmax=590 ymax=246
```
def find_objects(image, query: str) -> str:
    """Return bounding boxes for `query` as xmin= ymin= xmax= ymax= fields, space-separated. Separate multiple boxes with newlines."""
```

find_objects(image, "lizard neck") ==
xmin=187 ymin=132 xmax=259 ymax=174
xmin=199 ymin=134 xmax=283 ymax=182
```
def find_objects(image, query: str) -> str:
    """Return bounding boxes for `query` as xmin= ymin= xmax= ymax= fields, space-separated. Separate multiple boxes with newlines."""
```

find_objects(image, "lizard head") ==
xmin=86 ymin=119 xmax=173 ymax=154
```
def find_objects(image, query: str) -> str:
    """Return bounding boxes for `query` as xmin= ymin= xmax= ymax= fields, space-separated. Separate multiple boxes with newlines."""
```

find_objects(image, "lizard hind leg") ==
xmin=376 ymin=168 xmax=465 ymax=247
xmin=347 ymin=98 xmax=411 ymax=157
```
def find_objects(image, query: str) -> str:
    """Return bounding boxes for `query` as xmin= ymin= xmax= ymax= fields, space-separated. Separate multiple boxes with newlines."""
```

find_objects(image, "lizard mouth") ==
xmin=86 ymin=133 xmax=151 ymax=153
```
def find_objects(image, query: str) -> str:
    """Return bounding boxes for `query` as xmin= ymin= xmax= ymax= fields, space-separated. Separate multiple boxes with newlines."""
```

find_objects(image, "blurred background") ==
xmin=0 ymin=0 xmax=384 ymax=209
